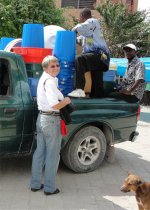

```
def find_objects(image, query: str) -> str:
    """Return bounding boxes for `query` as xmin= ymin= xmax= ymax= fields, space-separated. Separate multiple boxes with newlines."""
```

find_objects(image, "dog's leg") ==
xmin=137 ymin=204 xmax=144 ymax=210
xmin=137 ymin=198 xmax=144 ymax=210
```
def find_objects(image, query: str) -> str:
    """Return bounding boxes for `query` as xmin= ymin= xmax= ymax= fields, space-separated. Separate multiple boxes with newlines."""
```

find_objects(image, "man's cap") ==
xmin=123 ymin=44 xmax=137 ymax=51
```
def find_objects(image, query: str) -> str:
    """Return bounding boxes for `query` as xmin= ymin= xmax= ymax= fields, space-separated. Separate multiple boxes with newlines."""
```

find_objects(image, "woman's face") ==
xmin=45 ymin=61 xmax=60 ymax=77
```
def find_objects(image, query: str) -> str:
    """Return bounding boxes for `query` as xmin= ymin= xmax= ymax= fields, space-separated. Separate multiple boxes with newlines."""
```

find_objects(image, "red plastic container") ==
xmin=12 ymin=47 xmax=53 ymax=63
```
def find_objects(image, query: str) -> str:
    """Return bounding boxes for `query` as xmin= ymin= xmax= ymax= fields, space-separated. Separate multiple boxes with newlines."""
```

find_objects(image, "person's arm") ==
xmin=72 ymin=27 xmax=78 ymax=33
xmin=72 ymin=22 xmax=93 ymax=37
xmin=72 ymin=23 xmax=80 ymax=33
xmin=52 ymin=97 xmax=71 ymax=110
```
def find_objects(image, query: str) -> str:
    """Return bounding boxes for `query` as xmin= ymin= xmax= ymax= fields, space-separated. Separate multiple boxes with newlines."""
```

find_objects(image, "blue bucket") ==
xmin=54 ymin=31 xmax=76 ymax=61
xmin=0 ymin=37 xmax=15 ymax=50
xmin=22 ymin=24 xmax=44 ymax=48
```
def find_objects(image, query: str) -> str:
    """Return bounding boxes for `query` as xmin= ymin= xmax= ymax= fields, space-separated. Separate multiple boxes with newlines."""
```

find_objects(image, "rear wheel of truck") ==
xmin=61 ymin=126 xmax=107 ymax=173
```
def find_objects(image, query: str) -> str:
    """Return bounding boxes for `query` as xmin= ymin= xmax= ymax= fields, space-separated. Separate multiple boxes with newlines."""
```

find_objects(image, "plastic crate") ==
xmin=25 ymin=63 xmax=43 ymax=78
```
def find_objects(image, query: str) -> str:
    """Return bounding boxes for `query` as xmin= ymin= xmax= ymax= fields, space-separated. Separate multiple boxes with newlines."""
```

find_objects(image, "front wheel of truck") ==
xmin=61 ymin=126 xmax=107 ymax=173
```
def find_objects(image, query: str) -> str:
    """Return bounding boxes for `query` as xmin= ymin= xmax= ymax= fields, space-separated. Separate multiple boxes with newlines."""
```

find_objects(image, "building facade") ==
xmin=55 ymin=0 xmax=138 ymax=27
xmin=56 ymin=0 xmax=138 ymax=12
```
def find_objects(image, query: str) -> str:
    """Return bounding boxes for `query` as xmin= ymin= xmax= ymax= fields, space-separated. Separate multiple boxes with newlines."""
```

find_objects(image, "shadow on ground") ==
xmin=0 ymin=143 xmax=149 ymax=210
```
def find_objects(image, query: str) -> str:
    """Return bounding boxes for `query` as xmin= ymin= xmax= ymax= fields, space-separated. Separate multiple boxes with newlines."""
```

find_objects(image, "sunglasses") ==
xmin=49 ymin=64 xmax=60 ymax=68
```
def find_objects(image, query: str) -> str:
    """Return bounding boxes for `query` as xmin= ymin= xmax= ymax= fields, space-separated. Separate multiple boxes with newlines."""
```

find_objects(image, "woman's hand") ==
xmin=63 ymin=97 xmax=71 ymax=105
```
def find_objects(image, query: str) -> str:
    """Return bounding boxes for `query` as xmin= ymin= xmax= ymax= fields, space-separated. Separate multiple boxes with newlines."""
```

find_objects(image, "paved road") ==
xmin=0 ymin=106 xmax=150 ymax=210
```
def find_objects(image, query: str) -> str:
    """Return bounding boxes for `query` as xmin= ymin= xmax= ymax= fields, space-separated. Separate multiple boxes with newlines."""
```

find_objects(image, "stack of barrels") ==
xmin=54 ymin=31 xmax=76 ymax=96
xmin=12 ymin=24 xmax=52 ymax=97
xmin=12 ymin=24 xmax=76 ymax=97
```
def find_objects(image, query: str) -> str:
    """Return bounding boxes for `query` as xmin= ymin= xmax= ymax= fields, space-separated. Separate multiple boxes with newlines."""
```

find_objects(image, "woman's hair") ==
xmin=42 ymin=55 xmax=58 ymax=69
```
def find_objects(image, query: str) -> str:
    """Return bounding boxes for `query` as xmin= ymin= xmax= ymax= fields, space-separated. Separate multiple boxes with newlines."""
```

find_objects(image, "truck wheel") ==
xmin=61 ymin=126 xmax=106 ymax=173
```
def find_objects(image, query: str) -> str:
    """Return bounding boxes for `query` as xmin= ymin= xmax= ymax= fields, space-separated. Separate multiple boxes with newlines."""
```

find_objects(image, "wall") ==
xmin=55 ymin=0 xmax=138 ymax=28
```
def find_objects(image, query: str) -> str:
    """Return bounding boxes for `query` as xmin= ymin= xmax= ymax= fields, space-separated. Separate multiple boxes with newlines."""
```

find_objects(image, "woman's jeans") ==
xmin=30 ymin=113 xmax=62 ymax=193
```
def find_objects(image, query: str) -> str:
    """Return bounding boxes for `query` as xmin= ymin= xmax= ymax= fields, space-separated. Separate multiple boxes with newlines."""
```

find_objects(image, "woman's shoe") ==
xmin=31 ymin=184 xmax=44 ymax=192
xmin=44 ymin=188 xmax=60 ymax=195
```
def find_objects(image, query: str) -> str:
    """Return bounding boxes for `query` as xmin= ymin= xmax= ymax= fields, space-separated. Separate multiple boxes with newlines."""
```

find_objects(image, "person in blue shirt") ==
xmin=68 ymin=8 xmax=110 ymax=98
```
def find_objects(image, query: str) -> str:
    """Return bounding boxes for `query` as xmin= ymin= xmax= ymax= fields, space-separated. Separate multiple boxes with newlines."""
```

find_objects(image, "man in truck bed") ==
xmin=109 ymin=44 xmax=145 ymax=103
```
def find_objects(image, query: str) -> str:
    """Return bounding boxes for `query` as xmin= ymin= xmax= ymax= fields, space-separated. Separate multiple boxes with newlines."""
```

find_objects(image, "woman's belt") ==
xmin=39 ymin=111 xmax=60 ymax=116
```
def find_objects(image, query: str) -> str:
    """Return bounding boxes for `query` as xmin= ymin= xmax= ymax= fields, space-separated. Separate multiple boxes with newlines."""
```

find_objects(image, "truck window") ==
xmin=0 ymin=59 xmax=10 ymax=96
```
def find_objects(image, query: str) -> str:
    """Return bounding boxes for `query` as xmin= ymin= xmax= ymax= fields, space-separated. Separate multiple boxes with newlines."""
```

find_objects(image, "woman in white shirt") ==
xmin=30 ymin=55 xmax=71 ymax=195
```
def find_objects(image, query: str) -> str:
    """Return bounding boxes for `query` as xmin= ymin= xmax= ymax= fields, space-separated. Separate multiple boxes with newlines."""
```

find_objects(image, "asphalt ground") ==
xmin=0 ymin=105 xmax=150 ymax=210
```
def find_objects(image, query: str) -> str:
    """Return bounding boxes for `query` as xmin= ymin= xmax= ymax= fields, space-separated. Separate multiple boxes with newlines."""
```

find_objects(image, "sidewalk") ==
xmin=0 ymin=105 xmax=149 ymax=210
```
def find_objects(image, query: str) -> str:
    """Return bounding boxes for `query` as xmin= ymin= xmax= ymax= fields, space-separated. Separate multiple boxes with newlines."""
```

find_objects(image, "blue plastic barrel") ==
xmin=57 ymin=60 xmax=75 ymax=95
xmin=110 ymin=57 xmax=150 ymax=79
xmin=103 ymin=70 xmax=116 ymax=81
xmin=54 ymin=31 xmax=76 ymax=61
xmin=0 ymin=37 xmax=15 ymax=50
xmin=117 ymin=65 xmax=127 ymax=76
xmin=140 ymin=57 xmax=150 ymax=63
xmin=0 ymin=39 xmax=1 ymax=50
xmin=145 ymin=67 xmax=150 ymax=82
xmin=22 ymin=24 xmax=44 ymax=48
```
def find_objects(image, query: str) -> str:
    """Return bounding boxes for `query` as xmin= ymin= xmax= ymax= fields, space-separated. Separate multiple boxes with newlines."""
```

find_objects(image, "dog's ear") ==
xmin=139 ymin=182 xmax=149 ymax=194
xmin=127 ymin=171 xmax=132 ymax=176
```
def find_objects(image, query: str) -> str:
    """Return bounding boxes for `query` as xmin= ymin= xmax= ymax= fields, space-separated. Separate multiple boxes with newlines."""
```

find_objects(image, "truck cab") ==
xmin=0 ymin=52 xmax=35 ymax=155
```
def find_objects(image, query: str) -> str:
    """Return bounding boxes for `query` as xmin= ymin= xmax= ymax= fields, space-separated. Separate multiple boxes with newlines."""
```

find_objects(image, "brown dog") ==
xmin=120 ymin=173 xmax=150 ymax=210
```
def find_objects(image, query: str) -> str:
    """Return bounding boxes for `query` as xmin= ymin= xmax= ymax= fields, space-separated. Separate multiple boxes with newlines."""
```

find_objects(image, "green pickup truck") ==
xmin=0 ymin=51 xmax=140 ymax=173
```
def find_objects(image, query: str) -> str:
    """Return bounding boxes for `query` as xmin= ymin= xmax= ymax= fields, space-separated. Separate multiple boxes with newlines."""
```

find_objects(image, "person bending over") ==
xmin=68 ymin=8 xmax=110 ymax=98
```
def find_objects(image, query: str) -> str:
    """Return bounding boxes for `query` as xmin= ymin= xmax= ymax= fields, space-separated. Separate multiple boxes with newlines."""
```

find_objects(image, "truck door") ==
xmin=0 ymin=57 xmax=24 ymax=155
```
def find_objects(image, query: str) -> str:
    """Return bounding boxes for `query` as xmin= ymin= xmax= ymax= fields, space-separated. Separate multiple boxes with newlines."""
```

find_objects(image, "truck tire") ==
xmin=61 ymin=126 xmax=107 ymax=173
